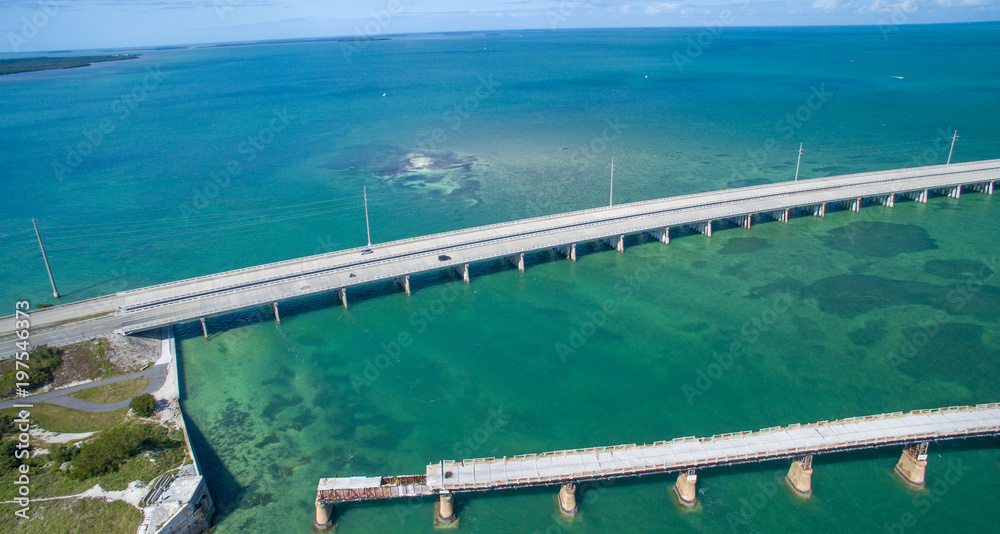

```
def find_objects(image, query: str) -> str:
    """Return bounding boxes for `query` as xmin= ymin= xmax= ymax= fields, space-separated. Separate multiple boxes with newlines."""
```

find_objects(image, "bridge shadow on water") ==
xmin=175 ymin=341 xmax=245 ymax=524
xmin=170 ymin=239 xmax=639 ymax=342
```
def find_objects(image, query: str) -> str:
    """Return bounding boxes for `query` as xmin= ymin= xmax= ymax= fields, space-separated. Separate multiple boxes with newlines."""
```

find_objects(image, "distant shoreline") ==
xmin=0 ymin=54 xmax=140 ymax=76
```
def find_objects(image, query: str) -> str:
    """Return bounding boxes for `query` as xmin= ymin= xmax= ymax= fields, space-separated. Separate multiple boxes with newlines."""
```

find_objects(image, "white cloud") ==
xmin=812 ymin=0 xmax=841 ymax=10
xmin=644 ymin=3 xmax=681 ymax=14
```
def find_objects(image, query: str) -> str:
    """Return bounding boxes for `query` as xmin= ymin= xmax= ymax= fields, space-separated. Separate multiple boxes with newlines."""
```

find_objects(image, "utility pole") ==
xmin=363 ymin=186 xmax=372 ymax=249
xmin=32 ymin=219 xmax=60 ymax=299
xmin=947 ymin=130 xmax=958 ymax=165
xmin=609 ymin=158 xmax=614 ymax=207
xmin=794 ymin=143 xmax=804 ymax=181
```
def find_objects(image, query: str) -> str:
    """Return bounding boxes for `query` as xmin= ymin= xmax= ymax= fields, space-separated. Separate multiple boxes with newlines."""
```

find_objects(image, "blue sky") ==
xmin=2 ymin=0 xmax=998 ymax=53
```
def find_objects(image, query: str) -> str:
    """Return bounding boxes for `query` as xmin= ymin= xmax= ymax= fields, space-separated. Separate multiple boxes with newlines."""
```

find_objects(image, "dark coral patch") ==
xmin=822 ymin=222 xmax=937 ymax=258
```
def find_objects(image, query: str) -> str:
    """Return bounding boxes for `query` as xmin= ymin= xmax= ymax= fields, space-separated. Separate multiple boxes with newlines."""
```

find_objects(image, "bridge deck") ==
xmin=318 ymin=404 xmax=1000 ymax=503
xmin=4 ymin=159 xmax=999 ymax=355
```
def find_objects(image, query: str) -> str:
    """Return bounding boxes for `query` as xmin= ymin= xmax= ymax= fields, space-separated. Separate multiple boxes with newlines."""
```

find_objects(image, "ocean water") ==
xmin=3 ymin=24 xmax=1000 ymax=533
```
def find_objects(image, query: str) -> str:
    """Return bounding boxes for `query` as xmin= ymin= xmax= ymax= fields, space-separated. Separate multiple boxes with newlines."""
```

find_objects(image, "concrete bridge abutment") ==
xmin=435 ymin=491 xmax=458 ymax=528
xmin=786 ymin=455 xmax=814 ymax=497
xmin=558 ymin=483 xmax=578 ymax=516
xmin=673 ymin=469 xmax=698 ymax=507
xmin=315 ymin=500 xmax=335 ymax=530
xmin=895 ymin=442 xmax=929 ymax=489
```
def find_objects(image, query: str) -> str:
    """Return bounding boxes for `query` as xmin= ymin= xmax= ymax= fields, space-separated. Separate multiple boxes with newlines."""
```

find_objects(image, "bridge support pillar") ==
xmin=435 ymin=491 xmax=458 ymax=528
xmin=570 ymin=244 xmax=577 ymax=262
xmin=397 ymin=275 xmax=411 ymax=296
xmin=694 ymin=221 xmax=712 ymax=237
xmin=516 ymin=253 xmax=525 ymax=272
xmin=919 ymin=189 xmax=928 ymax=203
xmin=948 ymin=186 xmax=961 ymax=199
xmin=651 ymin=228 xmax=670 ymax=244
xmin=616 ymin=235 xmax=625 ymax=253
xmin=780 ymin=209 xmax=789 ymax=223
xmin=456 ymin=264 xmax=470 ymax=283
xmin=813 ymin=203 xmax=826 ymax=218
xmin=558 ymin=483 xmax=578 ymax=516
xmin=786 ymin=455 xmax=813 ymax=497
xmin=200 ymin=318 xmax=208 ymax=339
xmin=673 ymin=469 xmax=698 ymax=507
xmin=851 ymin=198 xmax=861 ymax=212
xmin=881 ymin=194 xmax=895 ymax=208
xmin=743 ymin=215 xmax=752 ymax=230
xmin=339 ymin=288 xmax=348 ymax=309
xmin=315 ymin=499 xmax=335 ymax=530
xmin=272 ymin=303 xmax=281 ymax=325
xmin=988 ymin=182 xmax=994 ymax=195
xmin=895 ymin=442 xmax=929 ymax=489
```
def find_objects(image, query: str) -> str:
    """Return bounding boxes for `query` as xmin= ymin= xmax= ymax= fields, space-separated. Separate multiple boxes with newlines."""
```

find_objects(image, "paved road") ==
xmin=0 ymin=364 xmax=168 ymax=413
xmin=3 ymin=159 xmax=998 ymax=356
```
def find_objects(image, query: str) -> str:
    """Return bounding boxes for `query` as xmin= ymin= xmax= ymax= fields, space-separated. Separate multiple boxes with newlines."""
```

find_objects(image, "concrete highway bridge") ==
xmin=2 ymin=158 xmax=998 ymax=356
xmin=314 ymin=404 xmax=1000 ymax=529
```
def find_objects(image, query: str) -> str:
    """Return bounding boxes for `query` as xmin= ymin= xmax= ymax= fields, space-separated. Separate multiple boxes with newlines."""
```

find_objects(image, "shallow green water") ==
xmin=2 ymin=24 xmax=999 ymax=533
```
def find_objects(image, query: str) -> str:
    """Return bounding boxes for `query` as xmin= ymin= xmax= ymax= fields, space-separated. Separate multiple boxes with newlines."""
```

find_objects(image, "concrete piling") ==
xmin=272 ymin=302 xmax=280 ymax=325
xmin=786 ymin=455 xmax=813 ymax=497
xmin=895 ymin=442 xmax=929 ymax=489
xmin=673 ymin=470 xmax=698 ymax=507
xmin=616 ymin=235 xmax=625 ymax=253
xmin=398 ymin=275 xmax=411 ymax=296
xmin=339 ymin=288 xmax=348 ymax=309
xmin=315 ymin=500 xmax=335 ymax=530
xmin=434 ymin=492 xmax=458 ymax=528
xmin=200 ymin=318 xmax=208 ymax=339
xmin=558 ymin=483 xmax=578 ymax=516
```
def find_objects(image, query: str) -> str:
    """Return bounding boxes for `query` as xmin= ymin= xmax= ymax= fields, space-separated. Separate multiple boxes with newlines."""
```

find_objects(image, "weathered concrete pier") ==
xmin=314 ymin=404 xmax=1000 ymax=529
xmin=2 ymin=159 xmax=998 ymax=356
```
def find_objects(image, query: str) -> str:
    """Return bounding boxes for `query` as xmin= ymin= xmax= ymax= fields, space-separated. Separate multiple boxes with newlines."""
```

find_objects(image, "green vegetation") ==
xmin=0 ymin=55 xmax=139 ymax=76
xmin=0 ymin=498 xmax=143 ymax=534
xmin=70 ymin=377 xmax=150 ymax=404
xmin=0 ymin=345 xmax=63 ymax=398
xmin=71 ymin=423 xmax=181 ymax=480
xmin=35 ymin=303 xmax=54 ymax=309
xmin=0 ymin=406 xmax=127 ymax=434
xmin=129 ymin=393 xmax=156 ymax=417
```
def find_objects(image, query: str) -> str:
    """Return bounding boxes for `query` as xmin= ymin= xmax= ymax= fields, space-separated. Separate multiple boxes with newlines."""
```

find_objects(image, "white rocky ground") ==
xmin=106 ymin=333 xmax=161 ymax=371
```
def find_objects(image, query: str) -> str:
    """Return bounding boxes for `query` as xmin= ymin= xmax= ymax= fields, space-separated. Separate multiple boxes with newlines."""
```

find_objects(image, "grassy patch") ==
xmin=68 ymin=377 xmax=150 ymax=404
xmin=0 ymin=406 xmax=127 ymax=434
xmin=0 ymin=498 xmax=141 ymax=534
xmin=0 ymin=426 xmax=188 ymax=501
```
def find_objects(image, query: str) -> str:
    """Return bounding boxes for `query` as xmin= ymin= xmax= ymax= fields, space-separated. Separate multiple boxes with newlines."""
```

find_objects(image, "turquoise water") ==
xmin=3 ymin=24 xmax=1000 ymax=533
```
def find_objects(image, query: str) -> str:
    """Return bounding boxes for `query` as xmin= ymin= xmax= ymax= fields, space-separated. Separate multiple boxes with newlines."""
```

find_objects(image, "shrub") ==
xmin=129 ymin=394 xmax=156 ymax=417
xmin=0 ymin=439 xmax=21 ymax=473
xmin=0 ymin=345 xmax=63 ymax=397
xmin=71 ymin=423 xmax=175 ymax=480
xmin=49 ymin=443 xmax=78 ymax=465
